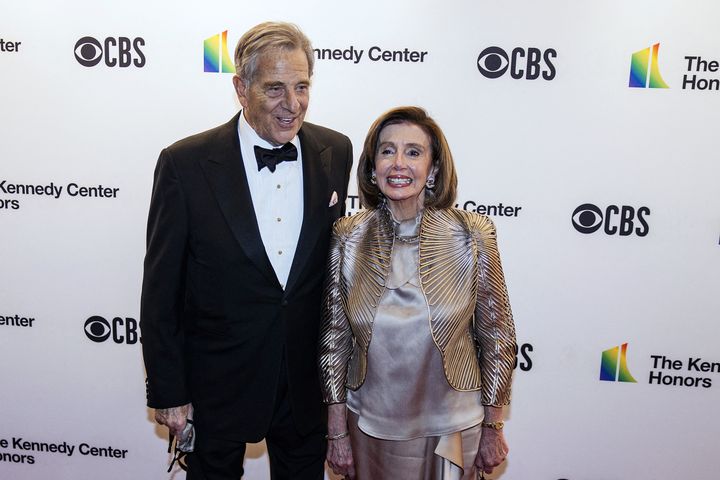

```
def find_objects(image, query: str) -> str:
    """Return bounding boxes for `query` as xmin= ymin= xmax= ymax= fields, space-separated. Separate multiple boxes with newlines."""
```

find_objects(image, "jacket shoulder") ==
xmin=160 ymin=114 xmax=238 ymax=164
xmin=302 ymin=121 xmax=351 ymax=145
xmin=432 ymin=208 xmax=497 ymax=238
xmin=167 ymin=119 xmax=235 ymax=152
xmin=332 ymin=209 xmax=375 ymax=237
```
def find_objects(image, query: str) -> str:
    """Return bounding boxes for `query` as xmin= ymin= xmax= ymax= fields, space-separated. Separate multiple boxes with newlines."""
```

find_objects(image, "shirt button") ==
xmin=277 ymin=217 xmax=282 ymax=222
xmin=278 ymin=250 xmax=283 ymax=255
xmin=276 ymin=184 xmax=281 ymax=189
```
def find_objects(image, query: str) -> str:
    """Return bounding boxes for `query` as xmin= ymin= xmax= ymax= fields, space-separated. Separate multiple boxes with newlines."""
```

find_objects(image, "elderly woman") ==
xmin=319 ymin=106 xmax=517 ymax=479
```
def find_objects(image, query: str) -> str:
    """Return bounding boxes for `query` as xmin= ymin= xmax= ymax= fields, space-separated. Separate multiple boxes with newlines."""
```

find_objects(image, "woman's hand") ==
xmin=327 ymin=435 xmax=355 ymax=479
xmin=475 ymin=406 xmax=508 ymax=475
xmin=326 ymin=403 xmax=356 ymax=479
xmin=474 ymin=427 xmax=508 ymax=475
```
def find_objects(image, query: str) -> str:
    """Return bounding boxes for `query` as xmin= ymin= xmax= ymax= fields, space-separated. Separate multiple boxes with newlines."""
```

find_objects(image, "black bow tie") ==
xmin=254 ymin=143 xmax=298 ymax=173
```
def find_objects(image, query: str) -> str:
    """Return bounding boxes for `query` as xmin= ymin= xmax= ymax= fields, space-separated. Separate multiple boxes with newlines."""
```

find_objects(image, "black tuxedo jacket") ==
xmin=140 ymin=112 xmax=353 ymax=441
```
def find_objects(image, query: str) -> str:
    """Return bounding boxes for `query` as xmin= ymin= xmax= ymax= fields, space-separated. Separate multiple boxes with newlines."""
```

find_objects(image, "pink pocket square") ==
xmin=329 ymin=191 xmax=338 ymax=207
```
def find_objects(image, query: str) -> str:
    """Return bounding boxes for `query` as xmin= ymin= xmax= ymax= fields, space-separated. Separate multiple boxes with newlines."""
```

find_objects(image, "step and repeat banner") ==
xmin=2 ymin=0 xmax=719 ymax=479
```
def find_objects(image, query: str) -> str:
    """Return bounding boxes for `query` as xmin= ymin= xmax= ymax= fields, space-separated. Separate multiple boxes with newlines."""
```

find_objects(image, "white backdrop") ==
xmin=2 ymin=1 xmax=719 ymax=479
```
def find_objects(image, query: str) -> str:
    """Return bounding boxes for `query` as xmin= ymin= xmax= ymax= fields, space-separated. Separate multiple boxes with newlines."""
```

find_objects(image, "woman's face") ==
xmin=374 ymin=122 xmax=435 ymax=217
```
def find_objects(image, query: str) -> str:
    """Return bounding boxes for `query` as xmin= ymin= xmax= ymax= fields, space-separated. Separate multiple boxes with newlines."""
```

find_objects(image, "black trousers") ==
xmin=185 ymin=357 xmax=326 ymax=480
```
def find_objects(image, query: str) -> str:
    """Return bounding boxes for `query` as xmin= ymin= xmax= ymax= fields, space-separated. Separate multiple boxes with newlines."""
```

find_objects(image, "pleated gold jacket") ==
xmin=319 ymin=206 xmax=516 ymax=406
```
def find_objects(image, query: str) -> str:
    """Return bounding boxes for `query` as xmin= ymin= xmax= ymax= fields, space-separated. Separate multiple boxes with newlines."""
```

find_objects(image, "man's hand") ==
xmin=155 ymin=403 xmax=192 ymax=438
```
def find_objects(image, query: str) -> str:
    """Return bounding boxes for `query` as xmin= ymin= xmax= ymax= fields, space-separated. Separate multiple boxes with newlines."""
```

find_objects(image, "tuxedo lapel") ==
xmin=199 ymin=113 xmax=280 ymax=288
xmin=284 ymin=125 xmax=331 ymax=293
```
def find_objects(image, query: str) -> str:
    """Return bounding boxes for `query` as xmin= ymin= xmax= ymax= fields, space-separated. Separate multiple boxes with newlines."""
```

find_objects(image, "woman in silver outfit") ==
xmin=319 ymin=106 xmax=516 ymax=480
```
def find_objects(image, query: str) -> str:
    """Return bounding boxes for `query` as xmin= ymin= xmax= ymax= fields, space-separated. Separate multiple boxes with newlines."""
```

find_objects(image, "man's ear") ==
xmin=233 ymin=75 xmax=249 ymax=108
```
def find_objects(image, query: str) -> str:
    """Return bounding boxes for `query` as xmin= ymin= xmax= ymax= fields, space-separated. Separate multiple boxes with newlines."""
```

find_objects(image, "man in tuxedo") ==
xmin=140 ymin=22 xmax=353 ymax=479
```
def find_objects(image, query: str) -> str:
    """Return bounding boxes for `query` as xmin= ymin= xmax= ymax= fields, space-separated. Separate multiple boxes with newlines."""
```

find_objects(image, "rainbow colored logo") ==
xmin=600 ymin=343 xmax=637 ymax=382
xmin=629 ymin=43 xmax=669 ymax=88
xmin=204 ymin=31 xmax=234 ymax=73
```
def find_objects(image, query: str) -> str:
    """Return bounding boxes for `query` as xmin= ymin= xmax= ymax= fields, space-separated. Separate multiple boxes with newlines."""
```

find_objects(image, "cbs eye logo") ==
xmin=84 ymin=316 xmax=139 ymax=344
xmin=572 ymin=203 xmax=650 ymax=237
xmin=477 ymin=46 xmax=556 ymax=80
xmin=74 ymin=36 xmax=146 ymax=68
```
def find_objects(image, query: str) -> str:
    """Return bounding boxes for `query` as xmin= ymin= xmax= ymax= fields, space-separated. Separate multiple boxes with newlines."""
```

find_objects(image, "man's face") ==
xmin=233 ymin=48 xmax=310 ymax=146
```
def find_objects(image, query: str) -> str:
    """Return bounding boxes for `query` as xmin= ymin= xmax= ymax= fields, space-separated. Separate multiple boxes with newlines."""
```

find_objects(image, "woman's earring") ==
xmin=425 ymin=175 xmax=435 ymax=189
xmin=370 ymin=171 xmax=377 ymax=185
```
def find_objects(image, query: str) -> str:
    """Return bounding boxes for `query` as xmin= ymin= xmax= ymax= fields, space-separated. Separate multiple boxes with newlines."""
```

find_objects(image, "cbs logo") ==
xmin=572 ymin=203 xmax=650 ymax=237
xmin=477 ymin=46 xmax=556 ymax=80
xmin=84 ymin=316 xmax=139 ymax=344
xmin=74 ymin=36 xmax=146 ymax=68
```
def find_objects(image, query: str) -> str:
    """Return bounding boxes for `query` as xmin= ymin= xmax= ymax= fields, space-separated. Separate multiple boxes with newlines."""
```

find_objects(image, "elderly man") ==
xmin=140 ymin=22 xmax=353 ymax=479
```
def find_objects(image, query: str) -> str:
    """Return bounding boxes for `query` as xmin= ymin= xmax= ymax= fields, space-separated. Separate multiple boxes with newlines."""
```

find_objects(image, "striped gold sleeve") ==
xmin=471 ymin=214 xmax=517 ymax=406
xmin=318 ymin=220 xmax=354 ymax=404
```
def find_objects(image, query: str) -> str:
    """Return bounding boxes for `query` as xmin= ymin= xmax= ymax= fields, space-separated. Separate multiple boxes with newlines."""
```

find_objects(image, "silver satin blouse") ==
xmin=346 ymin=212 xmax=483 ymax=440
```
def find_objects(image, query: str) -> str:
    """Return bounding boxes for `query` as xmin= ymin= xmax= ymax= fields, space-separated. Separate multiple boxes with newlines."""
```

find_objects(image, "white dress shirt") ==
xmin=237 ymin=111 xmax=304 ymax=289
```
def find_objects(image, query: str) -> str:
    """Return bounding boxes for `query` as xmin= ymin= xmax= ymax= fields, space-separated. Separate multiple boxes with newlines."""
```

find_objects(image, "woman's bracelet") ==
xmin=481 ymin=421 xmax=505 ymax=430
xmin=325 ymin=431 xmax=349 ymax=440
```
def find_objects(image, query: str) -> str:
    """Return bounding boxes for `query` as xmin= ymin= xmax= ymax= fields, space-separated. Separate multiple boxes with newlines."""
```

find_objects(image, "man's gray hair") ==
xmin=234 ymin=21 xmax=314 ymax=85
